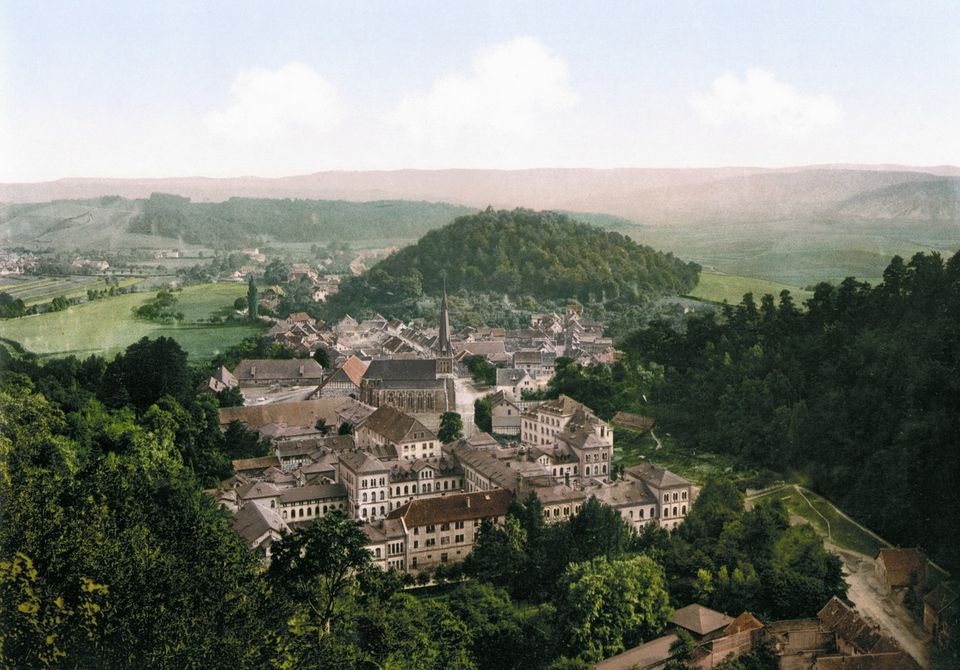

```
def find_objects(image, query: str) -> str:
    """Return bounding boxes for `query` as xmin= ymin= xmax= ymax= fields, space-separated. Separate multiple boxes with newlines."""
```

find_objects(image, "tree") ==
xmin=338 ymin=421 xmax=354 ymax=435
xmin=246 ymin=275 xmax=258 ymax=320
xmin=263 ymin=258 xmax=291 ymax=285
xmin=438 ymin=411 xmax=463 ymax=443
xmin=99 ymin=336 xmax=192 ymax=413
xmin=267 ymin=510 xmax=374 ymax=635
xmin=314 ymin=418 xmax=330 ymax=435
xmin=312 ymin=347 xmax=331 ymax=368
xmin=474 ymin=395 xmax=493 ymax=433
xmin=463 ymin=517 xmax=528 ymax=592
xmin=556 ymin=555 xmax=672 ymax=662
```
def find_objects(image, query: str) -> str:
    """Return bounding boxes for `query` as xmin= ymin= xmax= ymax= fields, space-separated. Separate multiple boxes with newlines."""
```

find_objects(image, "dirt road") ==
xmin=838 ymin=548 xmax=933 ymax=668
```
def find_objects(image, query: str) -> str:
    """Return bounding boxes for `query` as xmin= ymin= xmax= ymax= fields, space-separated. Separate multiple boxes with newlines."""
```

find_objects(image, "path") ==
xmin=745 ymin=484 xmax=935 ymax=668
xmin=650 ymin=429 xmax=663 ymax=450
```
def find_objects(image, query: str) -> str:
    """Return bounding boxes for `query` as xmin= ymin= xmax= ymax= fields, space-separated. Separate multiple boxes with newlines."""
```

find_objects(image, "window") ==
xmin=681 ymin=505 xmax=686 ymax=515
xmin=440 ymin=522 xmax=450 ymax=531
xmin=639 ymin=508 xmax=644 ymax=519
xmin=362 ymin=493 xmax=367 ymax=502
xmin=455 ymin=520 xmax=464 ymax=530
xmin=455 ymin=534 xmax=464 ymax=543
xmin=673 ymin=492 xmax=678 ymax=501
xmin=375 ymin=548 xmax=381 ymax=558
xmin=440 ymin=553 xmax=448 ymax=563
xmin=413 ymin=540 xmax=419 ymax=549
xmin=404 ymin=485 xmax=409 ymax=495
xmin=362 ymin=508 xmax=368 ymax=518
xmin=379 ymin=491 xmax=385 ymax=501
xmin=663 ymin=494 xmax=669 ymax=502
xmin=426 ymin=538 xmax=436 ymax=547
xmin=673 ymin=506 xmax=678 ymax=517
xmin=682 ymin=491 xmax=687 ymax=500
xmin=426 ymin=524 xmax=436 ymax=533
xmin=440 ymin=536 xmax=450 ymax=545
xmin=362 ymin=479 xmax=367 ymax=488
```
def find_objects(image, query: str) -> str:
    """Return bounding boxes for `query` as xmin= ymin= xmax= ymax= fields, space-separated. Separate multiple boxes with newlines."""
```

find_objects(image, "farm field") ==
xmin=689 ymin=272 xmax=812 ymax=305
xmin=748 ymin=484 xmax=889 ymax=558
xmin=0 ymin=275 xmax=143 ymax=305
xmin=0 ymin=282 xmax=263 ymax=361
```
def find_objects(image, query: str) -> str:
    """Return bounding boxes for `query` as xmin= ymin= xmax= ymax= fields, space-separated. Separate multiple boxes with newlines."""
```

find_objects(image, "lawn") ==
xmin=749 ymin=485 xmax=889 ymax=558
xmin=689 ymin=272 xmax=812 ymax=306
xmin=0 ymin=283 xmax=264 ymax=362
xmin=613 ymin=427 xmax=740 ymax=485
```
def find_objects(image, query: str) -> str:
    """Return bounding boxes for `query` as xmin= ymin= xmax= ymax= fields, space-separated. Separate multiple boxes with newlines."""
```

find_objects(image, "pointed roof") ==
xmin=437 ymin=279 xmax=452 ymax=356
xmin=669 ymin=604 xmax=733 ymax=636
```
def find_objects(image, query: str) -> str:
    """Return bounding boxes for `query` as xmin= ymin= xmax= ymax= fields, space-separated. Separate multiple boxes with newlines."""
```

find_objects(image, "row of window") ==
xmin=662 ymin=490 xmax=688 ymax=502
xmin=414 ymin=533 xmax=468 ymax=549
xmin=361 ymin=477 xmax=386 ymax=489
xmin=281 ymin=502 xmax=345 ymax=520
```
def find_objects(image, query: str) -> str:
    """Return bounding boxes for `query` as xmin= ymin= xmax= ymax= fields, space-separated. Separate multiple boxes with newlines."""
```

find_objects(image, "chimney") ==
xmin=466 ymin=496 xmax=471 ymax=508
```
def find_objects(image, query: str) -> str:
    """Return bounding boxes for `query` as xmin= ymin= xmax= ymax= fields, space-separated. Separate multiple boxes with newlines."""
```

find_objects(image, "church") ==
xmin=359 ymin=284 xmax=456 ymax=413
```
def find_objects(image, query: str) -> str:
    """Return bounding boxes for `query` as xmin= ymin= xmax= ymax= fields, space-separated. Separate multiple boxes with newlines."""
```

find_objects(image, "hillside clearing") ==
xmin=0 ymin=283 xmax=263 ymax=361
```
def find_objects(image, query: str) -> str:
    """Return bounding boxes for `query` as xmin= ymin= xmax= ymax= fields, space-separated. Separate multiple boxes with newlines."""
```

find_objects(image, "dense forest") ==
xmin=554 ymin=251 xmax=960 ymax=572
xmin=323 ymin=208 xmax=700 ymax=321
xmin=127 ymin=193 xmax=477 ymax=245
xmin=0 ymin=336 xmax=843 ymax=668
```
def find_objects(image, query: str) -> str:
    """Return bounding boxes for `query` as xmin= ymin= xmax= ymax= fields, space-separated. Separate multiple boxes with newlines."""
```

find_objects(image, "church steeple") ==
xmin=438 ymin=277 xmax=452 ymax=356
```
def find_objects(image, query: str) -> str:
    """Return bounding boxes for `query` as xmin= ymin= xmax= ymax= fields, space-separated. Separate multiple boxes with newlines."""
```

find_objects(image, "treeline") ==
xmin=612 ymin=251 xmax=960 ymax=571
xmin=128 ymin=193 xmax=475 ymax=245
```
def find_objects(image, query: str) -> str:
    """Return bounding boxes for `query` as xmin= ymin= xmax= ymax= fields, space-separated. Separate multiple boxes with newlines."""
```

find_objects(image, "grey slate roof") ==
xmin=626 ymin=463 xmax=690 ymax=490
xmin=232 ymin=358 xmax=324 ymax=382
xmin=364 ymin=359 xmax=438 ymax=381
xmin=278 ymin=483 xmax=347 ymax=504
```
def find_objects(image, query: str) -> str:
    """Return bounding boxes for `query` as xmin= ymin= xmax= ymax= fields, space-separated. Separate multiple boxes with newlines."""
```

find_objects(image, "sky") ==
xmin=1 ymin=1 xmax=958 ymax=181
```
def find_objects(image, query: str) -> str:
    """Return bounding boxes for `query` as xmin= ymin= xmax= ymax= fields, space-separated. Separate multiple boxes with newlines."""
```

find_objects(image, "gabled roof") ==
xmin=335 ymin=398 xmax=377 ymax=426
xmin=875 ymin=548 xmax=926 ymax=585
xmin=724 ymin=611 xmax=765 ymax=636
xmin=817 ymin=597 xmax=892 ymax=654
xmin=230 ymin=501 xmax=289 ymax=546
xmin=232 ymin=358 xmax=324 ymax=382
xmin=496 ymin=368 xmax=530 ymax=386
xmin=387 ymin=489 xmax=510 ymax=527
xmin=231 ymin=455 xmax=280 ymax=473
xmin=670 ymin=604 xmax=733 ymax=636
xmin=362 ymin=405 xmax=435 ymax=444
xmin=593 ymin=633 xmax=678 ymax=670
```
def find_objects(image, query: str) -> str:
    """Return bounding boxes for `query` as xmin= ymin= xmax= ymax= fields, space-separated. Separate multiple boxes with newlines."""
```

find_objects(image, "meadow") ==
xmin=0 ymin=282 xmax=263 ymax=362
xmin=689 ymin=272 xmax=812 ymax=305
xmin=748 ymin=485 xmax=889 ymax=558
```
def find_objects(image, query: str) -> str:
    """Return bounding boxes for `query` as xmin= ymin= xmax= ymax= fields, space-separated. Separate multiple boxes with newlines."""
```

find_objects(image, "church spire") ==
xmin=438 ymin=277 xmax=452 ymax=356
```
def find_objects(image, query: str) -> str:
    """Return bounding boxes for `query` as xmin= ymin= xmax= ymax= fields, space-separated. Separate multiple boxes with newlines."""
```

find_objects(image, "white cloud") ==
xmin=692 ymin=68 xmax=841 ymax=135
xmin=205 ymin=62 xmax=342 ymax=142
xmin=386 ymin=36 xmax=576 ymax=142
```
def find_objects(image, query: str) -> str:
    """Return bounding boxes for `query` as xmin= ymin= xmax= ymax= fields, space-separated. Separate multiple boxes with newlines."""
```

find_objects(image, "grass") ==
xmin=0 ymin=275 xmax=144 ymax=306
xmin=0 ymin=283 xmax=264 ymax=362
xmin=689 ymin=272 xmax=813 ymax=305
xmin=613 ymin=427 xmax=740 ymax=485
xmin=750 ymin=485 xmax=889 ymax=558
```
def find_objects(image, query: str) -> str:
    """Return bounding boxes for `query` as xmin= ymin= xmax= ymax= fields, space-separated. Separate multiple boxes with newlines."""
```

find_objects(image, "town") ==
xmin=197 ymin=284 xmax=951 ymax=669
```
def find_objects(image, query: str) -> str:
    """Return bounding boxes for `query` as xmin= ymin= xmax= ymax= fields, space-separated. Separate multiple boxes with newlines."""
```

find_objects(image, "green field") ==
xmin=749 ymin=485 xmax=889 ymax=557
xmin=689 ymin=272 xmax=813 ymax=305
xmin=0 ymin=283 xmax=264 ymax=361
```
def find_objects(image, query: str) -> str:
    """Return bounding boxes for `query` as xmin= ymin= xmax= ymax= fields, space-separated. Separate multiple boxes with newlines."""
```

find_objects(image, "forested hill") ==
xmin=618 ymin=251 xmax=960 ymax=570
xmin=325 ymin=208 xmax=700 ymax=318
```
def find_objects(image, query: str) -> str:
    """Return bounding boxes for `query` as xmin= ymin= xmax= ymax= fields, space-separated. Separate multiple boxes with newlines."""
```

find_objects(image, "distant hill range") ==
xmin=1 ymin=165 xmax=958 ymax=227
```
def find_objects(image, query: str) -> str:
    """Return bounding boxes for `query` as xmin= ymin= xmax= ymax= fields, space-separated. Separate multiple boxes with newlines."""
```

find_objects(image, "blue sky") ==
xmin=1 ymin=1 xmax=958 ymax=180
